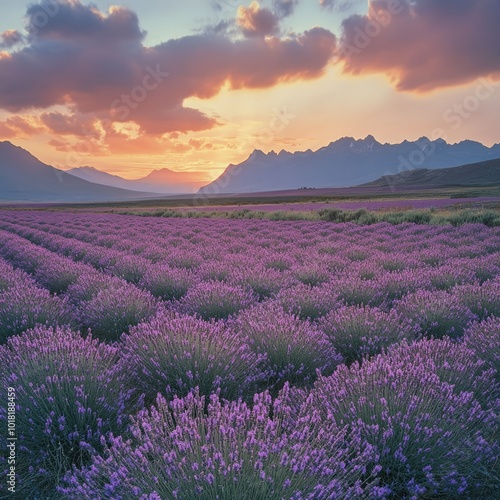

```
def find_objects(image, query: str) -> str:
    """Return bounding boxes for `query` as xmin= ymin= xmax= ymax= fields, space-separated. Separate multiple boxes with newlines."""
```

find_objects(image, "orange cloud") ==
xmin=0 ymin=115 xmax=44 ymax=138
xmin=40 ymin=111 xmax=101 ymax=138
xmin=0 ymin=1 xmax=336 ymax=137
xmin=237 ymin=2 xmax=279 ymax=37
xmin=0 ymin=30 xmax=23 ymax=48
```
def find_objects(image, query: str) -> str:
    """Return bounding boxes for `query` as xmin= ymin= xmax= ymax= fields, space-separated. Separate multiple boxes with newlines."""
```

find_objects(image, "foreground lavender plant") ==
xmin=452 ymin=281 xmax=500 ymax=319
xmin=388 ymin=337 xmax=499 ymax=408
xmin=233 ymin=302 xmax=342 ymax=390
xmin=0 ymin=327 xmax=127 ymax=498
xmin=311 ymin=343 xmax=499 ymax=498
xmin=60 ymin=386 xmax=376 ymax=499
xmin=120 ymin=312 xmax=263 ymax=405
xmin=318 ymin=305 xmax=416 ymax=365
xmin=463 ymin=316 xmax=500 ymax=381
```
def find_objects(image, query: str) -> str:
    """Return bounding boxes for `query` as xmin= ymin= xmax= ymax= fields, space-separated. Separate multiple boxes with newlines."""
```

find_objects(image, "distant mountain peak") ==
xmin=249 ymin=149 xmax=266 ymax=159
xmin=199 ymin=136 xmax=500 ymax=194
xmin=148 ymin=167 xmax=176 ymax=174
xmin=0 ymin=142 xmax=157 ymax=202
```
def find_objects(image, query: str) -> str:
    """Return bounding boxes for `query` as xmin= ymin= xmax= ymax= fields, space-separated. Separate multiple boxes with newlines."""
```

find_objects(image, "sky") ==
xmin=0 ymin=0 xmax=499 ymax=180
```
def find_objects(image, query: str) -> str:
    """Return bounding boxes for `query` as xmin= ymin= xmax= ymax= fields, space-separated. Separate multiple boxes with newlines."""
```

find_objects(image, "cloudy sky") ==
xmin=1 ymin=0 xmax=499 ymax=179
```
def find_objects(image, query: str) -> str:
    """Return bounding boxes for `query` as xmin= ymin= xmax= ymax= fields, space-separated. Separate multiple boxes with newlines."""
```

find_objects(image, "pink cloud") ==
xmin=0 ymin=116 xmax=44 ymax=138
xmin=0 ymin=30 xmax=23 ymax=48
xmin=237 ymin=2 xmax=280 ymax=37
xmin=0 ymin=0 xmax=336 ymax=137
xmin=337 ymin=0 xmax=500 ymax=92
xmin=40 ymin=111 xmax=101 ymax=138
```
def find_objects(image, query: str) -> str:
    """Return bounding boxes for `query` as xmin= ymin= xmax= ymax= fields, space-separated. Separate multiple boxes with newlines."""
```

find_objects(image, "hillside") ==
xmin=363 ymin=158 xmax=500 ymax=188
xmin=0 ymin=142 xmax=159 ymax=203
xmin=68 ymin=166 xmax=208 ymax=194
xmin=199 ymin=136 xmax=500 ymax=194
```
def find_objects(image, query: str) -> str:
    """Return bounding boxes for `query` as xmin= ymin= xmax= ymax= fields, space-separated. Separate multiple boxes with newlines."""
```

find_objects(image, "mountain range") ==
xmin=67 ymin=166 xmax=207 ymax=194
xmin=200 ymin=136 xmax=500 ymax=194
xmin=0 ymin=142 xmax=158 ymax=203
xmin=1 ymin=136 xmax=500 ymax=203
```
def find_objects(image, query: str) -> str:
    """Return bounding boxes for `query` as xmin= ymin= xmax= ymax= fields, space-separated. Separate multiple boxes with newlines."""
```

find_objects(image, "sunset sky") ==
xmin=0 ymin=0 xmax=499 ymax=180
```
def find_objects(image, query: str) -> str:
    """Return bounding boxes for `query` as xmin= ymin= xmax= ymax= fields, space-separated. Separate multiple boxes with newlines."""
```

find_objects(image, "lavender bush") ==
xmin=463 ymin=317 xmax=500 ymax=380
xmin=65 ymin=271 xmax=127 ymax=303
xmin=334 ymin=275 xmax=387 ymax=307
xmin=276 ymin=283 xmax=340 ymax=320
xmin=318 ymin=305 xmax=416 ymax=365
xmin=311 ymin=347 xmax=499 ymax=498
xmin=0 ymin=258 xmax=35 ymax=292
xmin=139 ymin=264 xmax=196 ymax=301
xmin=452 ymin=281 xmax=500 ymax=320
xmin=0 ymin=284 xmax=76 ymax=343
xmin=34 ymin=258 xmax=88 ymax=294
xmin=120 ymin=312 xmax=263 ymax=405
xmin=234 ymin=302 xmax=342 ymax=390
xmin=228 ymin=265 xmax=295 ymax=300
xmin=177 ymin=281 xmax=256 ymax=320
xmin=395 ymin=290 xmax=477 ymax=339
xmin=78 ymin=285 xmax=159 ymax=341
xmin=0 ymin=326 xmax=127 ymax=498
xmin=108 ymin=254 xmax=149 ymax=284
xmin=60 ymin=387 xmax=375 ymax=499
xmin=388 ymin=337 xmax=499 ymax=408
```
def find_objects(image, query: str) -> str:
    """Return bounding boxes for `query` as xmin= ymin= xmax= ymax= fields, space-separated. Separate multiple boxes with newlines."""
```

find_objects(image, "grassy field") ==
xmin=2 ymin=184 xmax=499 ymax=211
xmin=2 ymin=185 xmax=499 ymax=226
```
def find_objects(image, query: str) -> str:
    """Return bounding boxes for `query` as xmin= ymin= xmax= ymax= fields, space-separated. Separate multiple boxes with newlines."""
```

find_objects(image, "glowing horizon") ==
xmin=1 ymin=1 xmax=499 ymax=180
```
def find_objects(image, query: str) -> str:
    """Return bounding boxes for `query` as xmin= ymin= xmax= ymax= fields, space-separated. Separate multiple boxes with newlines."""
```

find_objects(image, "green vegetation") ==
xmin=113 ymin=206 xmax=500 ymax=226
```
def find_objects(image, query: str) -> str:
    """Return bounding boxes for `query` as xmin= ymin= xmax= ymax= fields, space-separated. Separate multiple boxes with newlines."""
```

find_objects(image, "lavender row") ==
xmin=0 ymin=215 xmax=498 ymax=314
xmin=0 ymin=256 xmax=76 ymax=342
xmin=1 ymin=323 xmax=497 ymax=498
xmin=0 ymin=212 xmax=498 ymax=273
xmin=0 ymin=231 xmax=161 ymax=342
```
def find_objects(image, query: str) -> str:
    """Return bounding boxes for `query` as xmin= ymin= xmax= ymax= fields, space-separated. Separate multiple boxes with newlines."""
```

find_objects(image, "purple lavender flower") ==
xmin=463 ymin=316 xmax=500 ymax=380
xmin=311 ymin=343 xmax=498 ymax=498
xmin=176 ymin=281 xmax=256 ymax=320
xmin=139 ymin=264 xmax=196 ymax=301
xmin=0 ymin=326 xmax=126 ymax=497
xmin=0 ymin=283 xmax=77 ymax=343
xmin=78 ymin=285 xmax=159 ymax=341
xmin=59 ymin=386 xmax=374 ymax=499
xmin=395 ymin=289 xmax=477 ymax=339
xmin=120 ymin=312 xmax=263 ymax=404
xmin=233 ymin=302 xmax=343 ymax=390
xmin=318 ymin=305 xmax=417 ymax=365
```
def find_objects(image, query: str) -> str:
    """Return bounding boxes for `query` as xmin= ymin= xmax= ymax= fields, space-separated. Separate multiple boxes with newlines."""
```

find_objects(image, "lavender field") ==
xmin=0 ymin=211 xmax=499 ymax=499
